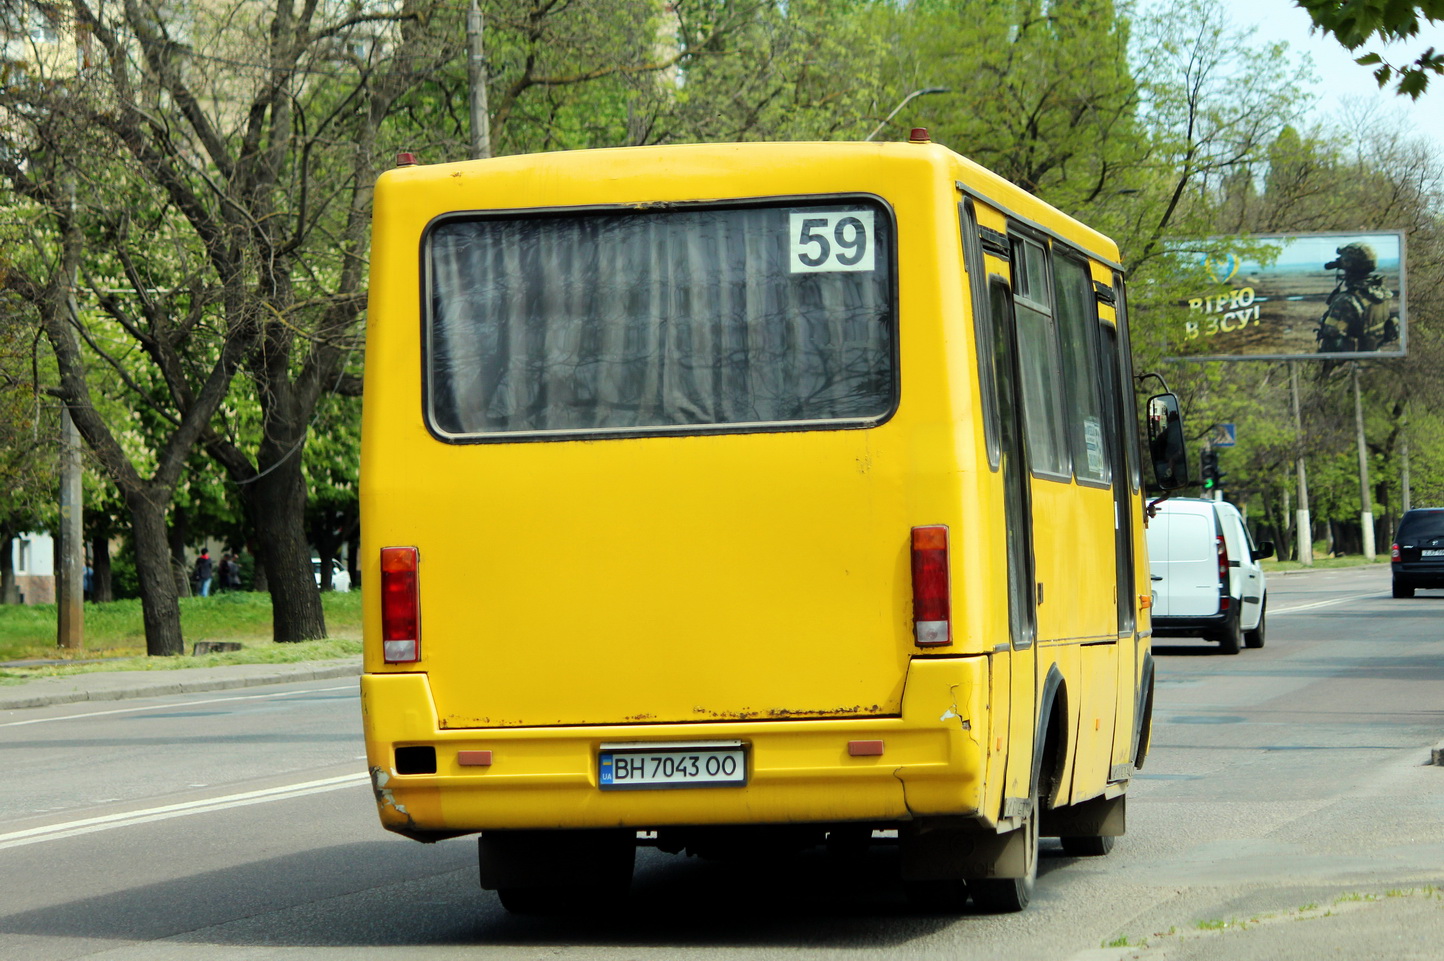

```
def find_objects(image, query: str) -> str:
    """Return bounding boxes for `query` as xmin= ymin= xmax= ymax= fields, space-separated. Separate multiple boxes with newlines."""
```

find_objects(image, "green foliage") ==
xmin=109 ymin=541 xmax=139 ymax=600
xmin=1298 ymin=0 xmax=1444 ymax=98
xmin=658 ymin=0 xmax=887 ymax=142
xmin=867 ymin=0 xmax=1142 ymax=214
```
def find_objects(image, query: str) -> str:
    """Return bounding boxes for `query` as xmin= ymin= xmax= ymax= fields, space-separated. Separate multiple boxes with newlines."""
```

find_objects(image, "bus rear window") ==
xmin=424 ymin=201 xmax=896 ymax=439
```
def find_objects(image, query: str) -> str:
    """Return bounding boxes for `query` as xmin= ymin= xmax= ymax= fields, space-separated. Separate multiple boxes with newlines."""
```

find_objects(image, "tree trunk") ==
xmin=347 ymin=529 xmax=361 ymax=590
xmin=0 ymin=533 xmax=15 ymax=604
xmin=129 ymin=491 xmax=184 ymax=656
xmin=253 ymin=450 xmax=326 ymax=642
xmin=91 ymin=533 xmax=113 ymax=603
xmin=1263 ymin=493 xmax=1290 ymax=563
xmin=168 ymin=505 xmax=192 ymax=598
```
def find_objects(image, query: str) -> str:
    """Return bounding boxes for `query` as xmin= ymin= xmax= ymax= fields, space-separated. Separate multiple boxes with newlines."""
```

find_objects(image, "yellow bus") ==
xmin=359 ymin=136 xmax=1188 ymax=914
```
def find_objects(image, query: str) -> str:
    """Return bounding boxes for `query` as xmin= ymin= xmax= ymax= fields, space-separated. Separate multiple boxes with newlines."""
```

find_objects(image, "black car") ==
xmin=1390 ymin=508 xmax=1444 ymax=597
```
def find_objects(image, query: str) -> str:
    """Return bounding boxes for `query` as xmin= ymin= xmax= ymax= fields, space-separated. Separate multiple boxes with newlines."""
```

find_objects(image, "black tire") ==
xmin=969 ymin=790 xmax=1039 ymax=913
xmin=1244 ymin=601 xmax=1266 ymax=649
xmin=904 ymin=878 xmax=970 ymax=914
xmin=485 ymin=828 xmax=634 ymax=916
xmin=1060 ymin=834 xmax=1115 ymax=857
xmin=496 ymin=886 xmax=557 ymax=915
xmin=1212 ymin=609 xmax=1242 ymax=655
xmin=497 ymin=881 xmax=627 ymax=916
xmin=1393 ymin=578 xmax=1415 ymax=598
xmin=825 ymin=826 xmax=872 ymax=860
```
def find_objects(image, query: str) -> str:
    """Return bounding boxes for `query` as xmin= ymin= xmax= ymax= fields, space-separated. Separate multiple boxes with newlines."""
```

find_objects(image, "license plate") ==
xmin=1423 ymin=550 xmax=1444 ymax=557
xmin=598 ymin=740 xmax=746 ymax=790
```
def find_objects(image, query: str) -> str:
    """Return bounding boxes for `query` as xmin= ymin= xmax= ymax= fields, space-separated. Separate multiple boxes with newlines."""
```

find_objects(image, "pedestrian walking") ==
xmin=193 ymin=549 xmax=214 ymax=597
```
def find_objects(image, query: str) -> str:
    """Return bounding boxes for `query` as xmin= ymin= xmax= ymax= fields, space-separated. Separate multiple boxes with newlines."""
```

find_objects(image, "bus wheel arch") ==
xmin=1134 ymin=654 xmax=1155 ymax=771
xmin=967 ymin=669 xmax=1067 ymax=913
xmin=1032 ymin=666 xmax=1069 ymax=809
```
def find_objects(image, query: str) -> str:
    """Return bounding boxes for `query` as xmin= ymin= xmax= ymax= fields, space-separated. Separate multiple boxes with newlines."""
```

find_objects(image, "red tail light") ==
xmin=380 ymin=547 xmax=420 ymax=663
xmin=1216 ymin=534 xmax=1230 ymax=610
xmin=1392 ymin=542 xmax=1401 ymax=561
xmin=911 ymin=525 xmax=951 ymax=647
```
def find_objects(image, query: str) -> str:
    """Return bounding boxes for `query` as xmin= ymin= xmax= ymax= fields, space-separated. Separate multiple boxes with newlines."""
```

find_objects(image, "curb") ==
xmin=0 ymin=658 xmax=362 ymax=711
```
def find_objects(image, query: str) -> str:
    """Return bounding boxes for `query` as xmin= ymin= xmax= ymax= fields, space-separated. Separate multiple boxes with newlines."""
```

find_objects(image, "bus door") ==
xmin=989 ymin=277 xmax=1039 ymax=811
xmin=1106 ymin=273 xmax=1149 ymax=775
xmin=962 ymin=199 xmax=1037 ymax=811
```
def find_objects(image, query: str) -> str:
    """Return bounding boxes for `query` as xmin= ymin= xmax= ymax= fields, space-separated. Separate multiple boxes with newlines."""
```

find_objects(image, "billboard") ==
xmin=1164 ymin=231 xmax=1406 ymax=361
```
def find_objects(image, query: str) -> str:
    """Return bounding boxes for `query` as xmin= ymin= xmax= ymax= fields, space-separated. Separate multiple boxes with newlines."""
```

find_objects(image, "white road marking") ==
xmin=0 ymin=684 xmax=357 ymax=728
xmin=0 ymin=772 xmax=370 ymax=851
xmin=1271 ymin=591 xmax=1383 ymax=615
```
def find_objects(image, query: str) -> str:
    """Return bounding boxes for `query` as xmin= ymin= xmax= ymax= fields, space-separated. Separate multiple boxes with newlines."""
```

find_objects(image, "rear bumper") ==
xmin=1391 ymin=564 xmax=1444 ymax=588
xmin=1151 ymin=608 xmax=1230 ymax=637
xmin=361 ymin=656 xmax=990 ymax=836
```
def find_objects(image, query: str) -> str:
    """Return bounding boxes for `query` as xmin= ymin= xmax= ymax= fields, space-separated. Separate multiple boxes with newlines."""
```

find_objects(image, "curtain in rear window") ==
xmin=426 ymin=202 xmax=896 ymax=438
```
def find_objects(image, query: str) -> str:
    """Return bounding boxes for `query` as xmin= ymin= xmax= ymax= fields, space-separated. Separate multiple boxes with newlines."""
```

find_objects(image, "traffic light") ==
xmin=1200 ymin=448 xmax=1219 ymax=491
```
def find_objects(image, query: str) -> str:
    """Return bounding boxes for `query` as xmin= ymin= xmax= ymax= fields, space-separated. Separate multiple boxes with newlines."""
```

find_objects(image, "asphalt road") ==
xmin=1 ymin=565 xmax=1441 ymax=960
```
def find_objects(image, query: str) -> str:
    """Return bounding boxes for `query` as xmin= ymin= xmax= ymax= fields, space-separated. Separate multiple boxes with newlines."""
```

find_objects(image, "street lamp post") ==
xmin=864 ymin=87 xmax=949 ymax=142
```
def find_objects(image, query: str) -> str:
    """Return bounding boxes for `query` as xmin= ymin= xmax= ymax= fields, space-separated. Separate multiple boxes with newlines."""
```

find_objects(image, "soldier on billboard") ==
xmin=1316 ymin=242 xmax=1398 ymax=353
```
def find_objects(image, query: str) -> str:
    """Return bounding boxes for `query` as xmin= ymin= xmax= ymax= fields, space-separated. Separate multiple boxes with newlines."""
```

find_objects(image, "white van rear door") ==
xmin=1151 ymin=511 xmax=1220 ymax=617
xmin=1219 ymin=507 xmax=1263 ymax=629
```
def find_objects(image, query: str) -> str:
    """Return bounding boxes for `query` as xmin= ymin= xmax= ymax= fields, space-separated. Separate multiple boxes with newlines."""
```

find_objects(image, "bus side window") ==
xmin=1010 ymin=235 xmax=1069 ymax=479
xmin=960 ymin=200 xmax=1000 ymax=470
xmin=1052 ymin=253 xmax=1110 ymax=486
xmin=1112 ymin=272 xmax=1143 ymax=494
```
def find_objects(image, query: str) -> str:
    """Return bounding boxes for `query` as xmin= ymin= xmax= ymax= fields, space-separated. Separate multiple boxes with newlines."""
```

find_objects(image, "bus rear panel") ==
xmin=360 ymin=140 xmax=1158 ymax=913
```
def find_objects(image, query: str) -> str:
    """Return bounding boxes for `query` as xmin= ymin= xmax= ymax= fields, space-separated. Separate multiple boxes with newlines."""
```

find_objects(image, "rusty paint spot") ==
xmin=369 ymin=766 xmax=417 ymax=830
xmin=688 ymin=705 xmax=884 ymax=720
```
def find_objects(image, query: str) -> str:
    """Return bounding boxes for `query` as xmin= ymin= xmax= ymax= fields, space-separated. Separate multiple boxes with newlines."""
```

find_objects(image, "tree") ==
xmin=1123 ymin=0 xmax=1314 ymax=273
xmin=1295 ymin=0 xmax=1444 ymax=98
xmin=862 ymin=0 xmax=1142 ymax=221
xmin=0 ymin=0 xmax=461 ymax=650
xmin=0 ymin=304 xmax=57 ymax=603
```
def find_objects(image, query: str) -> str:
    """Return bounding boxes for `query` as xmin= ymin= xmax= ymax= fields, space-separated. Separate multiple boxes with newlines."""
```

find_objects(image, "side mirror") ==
xmin=1146 ymin=392 xmax=1190 ymax=491
xmin=1252 ymin=541 xmax=1275 ymax=561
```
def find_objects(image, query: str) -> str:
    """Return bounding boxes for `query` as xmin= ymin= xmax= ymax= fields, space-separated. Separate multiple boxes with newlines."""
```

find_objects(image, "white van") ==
xmin=1146 ymin=498 xmax=1272 ymax=654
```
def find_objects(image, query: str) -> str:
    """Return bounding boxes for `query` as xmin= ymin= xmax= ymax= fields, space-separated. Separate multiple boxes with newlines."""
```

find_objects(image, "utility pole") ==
xmin=56 ymin=406 xmax=83 ymax=649
xmin=467 ymin=0 xmax=491 ymax=160
xmin=1400 ymin=407 xmax=1412 ymax=513
xmin=1352 ymin=362 xmax=1375 ymax=560
xmin=57 ymin=174 xmax=84 ymax=649
xmin=1290 ymin=362 xmax=1313 ymax=565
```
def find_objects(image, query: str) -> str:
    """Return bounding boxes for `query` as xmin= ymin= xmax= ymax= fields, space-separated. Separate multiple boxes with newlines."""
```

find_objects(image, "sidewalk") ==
xmin=0 ymin=656 xmax=362 ymax=711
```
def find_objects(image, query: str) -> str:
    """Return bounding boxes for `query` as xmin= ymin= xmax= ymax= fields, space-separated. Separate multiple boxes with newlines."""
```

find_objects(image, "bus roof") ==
xmin=379 ymin=140 xmax=1123 ymax=269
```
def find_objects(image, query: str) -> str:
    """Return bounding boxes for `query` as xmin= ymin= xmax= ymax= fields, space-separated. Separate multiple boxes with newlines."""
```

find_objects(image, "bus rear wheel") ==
xmin=969 ymin=788 xmax=1039 ymax=913
xmin=481 ymin=829 xmax=634 ymax=916
xmin=1060 ymin=834 xmax=1115 ymax=857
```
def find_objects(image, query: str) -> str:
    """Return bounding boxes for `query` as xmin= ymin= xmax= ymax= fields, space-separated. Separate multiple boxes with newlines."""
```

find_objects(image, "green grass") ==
xmin=0 ymin=591 xmax=361 ymax=679
xmin=1261 ymin=553 xmax=1390 ymax=573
